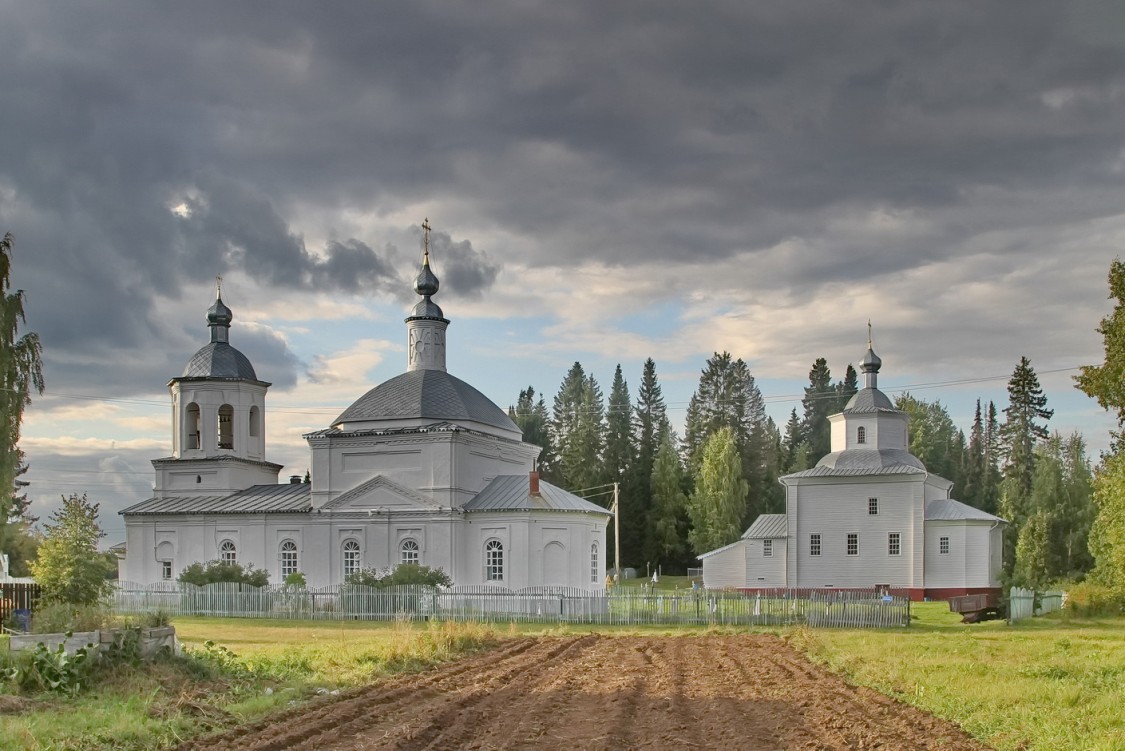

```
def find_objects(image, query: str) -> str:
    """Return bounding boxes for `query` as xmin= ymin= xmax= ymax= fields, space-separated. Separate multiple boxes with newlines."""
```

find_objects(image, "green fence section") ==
xmin=1009 ymin=587 xmax=1066 ymax=622
xmin=113 ymin=582 xmax=910 ymax=628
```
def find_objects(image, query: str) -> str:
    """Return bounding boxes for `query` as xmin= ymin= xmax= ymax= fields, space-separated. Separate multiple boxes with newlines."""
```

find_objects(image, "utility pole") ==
xmin=613 ymin=481 xmax=621 ymax=580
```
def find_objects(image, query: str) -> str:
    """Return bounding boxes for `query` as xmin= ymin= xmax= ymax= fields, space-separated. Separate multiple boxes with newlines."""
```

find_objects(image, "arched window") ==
xmin=590 ymin=543 xmax=599 ymax=583
xmin=484 ymin=539 xmax=504 ymax=582
xmin=218 ymin=404 xmax=234 ymax=450
xmin=185 ymin=403 xmax=201 ymax=449
xmin=342 ymin=539 xmax=361 ymax=578
xmin=857 ymin=426 xmax=867 ymax=445
xmin=249 ymin=406 xmax=260 ymax=438
xmin=400 ymin=538 xmax=420 ymax=566
xmin=219 ymin=539 xmax=237 ymax=563
xmin=280 ymin=540 xmax=299 ymax=578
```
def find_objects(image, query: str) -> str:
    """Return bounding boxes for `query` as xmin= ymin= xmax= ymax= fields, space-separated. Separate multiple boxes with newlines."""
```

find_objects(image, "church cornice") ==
xmin=151 ymin=455 xmax=284 ymax=471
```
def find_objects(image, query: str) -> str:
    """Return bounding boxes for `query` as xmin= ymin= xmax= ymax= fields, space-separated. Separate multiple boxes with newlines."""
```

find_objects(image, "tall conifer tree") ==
xmin=551 ymin=362 xmax=605 ymax=494
xmin=800 ymin=358 xmax=834 ymax=464
xmin=604 ymin=365 xmax=634 ymax=557
xmin=0 ymin=233 xmax=44 ymax=559
xmin=509 ymin=386 xmax=554 ymax=478
xmin=649 ymin=423 xmax=688 ymax=569
xmin=687 ymin=427 xmax=747 ymax=555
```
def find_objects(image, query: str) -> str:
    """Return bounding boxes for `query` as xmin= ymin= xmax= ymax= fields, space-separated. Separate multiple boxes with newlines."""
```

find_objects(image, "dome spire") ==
xmin=405 ymin=218 xmax=450 ymax=372
xmin=861 ymin=321 xmax=882 ymax=389
xmin=207 ymin=274 xmax=233 ymax=344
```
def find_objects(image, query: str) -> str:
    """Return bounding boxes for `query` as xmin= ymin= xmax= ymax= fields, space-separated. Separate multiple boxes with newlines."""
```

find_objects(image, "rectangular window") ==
xmin=810 ymin=534 xmax=821 ymax=556
xmin=161 ymin=561 xmax=172 ymax=580
xmin=888 ymin=532 xmax=901 ymax=556
xmin=939 ymin=536 xmax=950 ymax=555
xmin=847 ymin=533 xmax=859 ymax=556
xmin=763 ymin=539 xmax=773 ymax=557
xmin=868 ymin=498 xmax=879 ymax=515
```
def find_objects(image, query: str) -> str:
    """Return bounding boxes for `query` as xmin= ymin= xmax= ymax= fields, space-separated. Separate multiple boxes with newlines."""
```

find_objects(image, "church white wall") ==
xmin=700 ymin=542 xmax=746 ymax=589
xmin=153 ymin=460 xmax=281 ymax=498
xmin=172 ymin=382 xmax=267 ymax=460
xmin=786 ymin=476 xmax=923 ymax=589
xmin=923 ymin=521 xmax=1003 ymax=589
xmin=744 ymin=537 xmax=786 ymax=587
xmin=308 ymin=431 xmax=537 ymax=510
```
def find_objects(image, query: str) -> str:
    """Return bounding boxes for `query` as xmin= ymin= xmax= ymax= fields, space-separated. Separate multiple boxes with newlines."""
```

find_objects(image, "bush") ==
xmin=178 ymin=560 xmax=269 ymax=587
xmin=344 ymin=564 xmax=452 ymax=589
xmin=1065 ymin=582 xmax=1123 ymax=616
xmin=31 ymin=603 xmax=116 ymax=634
xmin=283 ymin=571 xmax=307 ymax=588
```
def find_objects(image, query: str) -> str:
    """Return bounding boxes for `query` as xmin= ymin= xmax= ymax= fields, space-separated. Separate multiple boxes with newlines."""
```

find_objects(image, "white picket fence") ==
xmin=1009 ymin=587 xmax=1066 ymax=622
xmin=112 ymin=582 xmax=911 ymax=628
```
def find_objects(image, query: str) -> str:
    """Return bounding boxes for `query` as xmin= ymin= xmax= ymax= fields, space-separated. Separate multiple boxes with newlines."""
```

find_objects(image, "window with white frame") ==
xmin=342 ymin=539 xmax=361 ymax=578
xmin=868 ymin=497 xmax=879 ymax=515
xmin=484 ymin=539 xmax=504 ymax=582
xmin=810 ymin=533 xmax=821 ymax=556
xmin=590 ymin=543 xmax=599 ymax=583
xmin=763 ymin=539 xmax=773 ymax=557
xmin=219 ymin=539 xmax=237 ymax=563
xmin=847 ymin=533 xmax=859 ymax=556
xmin=279 ymin=540 xmax=298 ymax=578
xmin=857 ymin=426 xmax=867 ymax=444
xmin=400 ymin=538 xmax=420 ymax=566
xmin=161 ymin=560 xmax=172 ymax=580
xmin=939 ymin=536 xmax=950 ymax=555
xmin=888 ymin=532 xmax=901 ymax=556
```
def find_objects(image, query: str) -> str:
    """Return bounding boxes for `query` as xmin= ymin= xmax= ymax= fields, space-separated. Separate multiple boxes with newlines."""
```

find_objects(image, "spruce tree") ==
xmin=800 ymin=358 xmax=834 ymax=464
xmin=781 ymin=408 xmax=804 ymax=473
xmin=649 ymin=424 xmax=688 ymax=569
xmin=982 ymin=401 xmax=1002 ymax=515
xmin=683 ymin=352 xmax=771 ymax=524
xmin=999 ymin=357 xmax=1052 ymax=576
xmin=836 ymin=364 xmax=859 ymax=412
xmin=509 ymin=386 xmax=554 ymax=478
xmin=31 ymin=494 xmax=113 ymax=606
xmin=551 ymin=363 xmax=605 ymax=494
xmin=961 ymin=400 xmax=986 ymax=510
xmin=894 ymin=394 xmax=963 ymax=485
xmin=0 ymin=233 xmax=44 ymax=557
xmin=687 ymin=427 xmax=747 ymax=555
xmin=604 ymin=365 xmax=635 ymax=557
xmin=632 ymin=358 xmax=668 ymax=564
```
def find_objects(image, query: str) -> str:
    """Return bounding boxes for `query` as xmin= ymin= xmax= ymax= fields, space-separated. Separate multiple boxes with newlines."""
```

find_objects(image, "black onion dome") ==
xmin=413 ymin=257 xmax=440 ymax=297
xmin=182 ymin=342 xmax=258 ymax=379
xmin=207 ymin=297 xmax=233 ymax=326
xmin=334 ymin=369 xmax=518 ymax=433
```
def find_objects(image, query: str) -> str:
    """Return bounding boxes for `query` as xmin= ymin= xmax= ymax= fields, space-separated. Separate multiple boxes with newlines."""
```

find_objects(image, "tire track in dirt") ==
xmin=176 ymin=634 xmax=992 ymax=751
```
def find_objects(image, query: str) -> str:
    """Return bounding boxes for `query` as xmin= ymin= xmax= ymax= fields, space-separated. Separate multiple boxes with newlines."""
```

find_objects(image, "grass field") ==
xmin=3 ymin=606 xmax=1125 ymax=749
xmin=796 ymin=602 xmax=1125 ymax=750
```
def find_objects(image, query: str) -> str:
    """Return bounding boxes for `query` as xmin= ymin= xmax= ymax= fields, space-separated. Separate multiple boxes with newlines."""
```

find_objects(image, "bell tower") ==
xmin=155 ymin=280 xmax=282 ymax=497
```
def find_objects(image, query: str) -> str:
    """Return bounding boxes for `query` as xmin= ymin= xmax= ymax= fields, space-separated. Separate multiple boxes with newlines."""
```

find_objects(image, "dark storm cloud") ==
xmin=426 ymin=231 xmax=500 ymax=301
xmin=2 ymin=0 xmax=1125 ymax=393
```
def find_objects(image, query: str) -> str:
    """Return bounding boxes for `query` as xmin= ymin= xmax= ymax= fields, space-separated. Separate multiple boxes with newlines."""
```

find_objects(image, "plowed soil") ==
xmin=175 ymin=634 xmax=990 ymax=750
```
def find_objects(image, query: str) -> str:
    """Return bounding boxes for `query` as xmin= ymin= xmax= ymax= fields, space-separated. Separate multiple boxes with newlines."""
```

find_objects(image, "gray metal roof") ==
xmin=463 ymin=475 xmax=613 ymax=515
xmin=742 ymin=513 xmax=788 ymax=539
xmin=335 ymin=369 xmax=519 ymax=433
xmin=815 ymin=447 xmax=924 ymax=472
xmin=409 ymin=297 xmax=446 ymax=320
xmin=926 ymin=498 xmax=1006 ymax=523
xmin=843 ymin=387 xmax=897 ymax=413
xmin=121 ymin=483 xmax=311 ymax=515
xmin=181 ymin=342 xmax=259 ymax=380
xmin=783 ymin=461 xmax=926 ymax=480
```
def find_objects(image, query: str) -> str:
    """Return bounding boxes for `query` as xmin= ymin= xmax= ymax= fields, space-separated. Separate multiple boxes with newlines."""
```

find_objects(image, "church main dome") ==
xmin=333 ymin=369 xmax=518 ymax=433
xmin=182 ymin=342 xmax=257 ymax=380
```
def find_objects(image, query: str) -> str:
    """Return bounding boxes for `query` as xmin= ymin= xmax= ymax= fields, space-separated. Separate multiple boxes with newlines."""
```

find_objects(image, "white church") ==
xmin=699 ymin=339 xmax=1006 ymax=601
xmin=119 ymin=224 xmax=610 ymax=589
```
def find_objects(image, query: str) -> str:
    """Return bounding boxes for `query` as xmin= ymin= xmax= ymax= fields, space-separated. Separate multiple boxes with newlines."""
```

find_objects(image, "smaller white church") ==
xmin=120 ymin=223 xmax=610 ymax=589
xmin=699 ymin=338 xmax=1005 ymax=601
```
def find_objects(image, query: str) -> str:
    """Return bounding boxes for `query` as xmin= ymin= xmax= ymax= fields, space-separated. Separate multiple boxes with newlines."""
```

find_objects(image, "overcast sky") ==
xmin=4 ymin=1 xmax=1123 ymax=543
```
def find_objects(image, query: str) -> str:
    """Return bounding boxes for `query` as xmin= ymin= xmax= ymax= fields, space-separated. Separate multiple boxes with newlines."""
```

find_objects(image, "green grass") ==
xmin=791 ymin=603 xmax=1125 ymax=750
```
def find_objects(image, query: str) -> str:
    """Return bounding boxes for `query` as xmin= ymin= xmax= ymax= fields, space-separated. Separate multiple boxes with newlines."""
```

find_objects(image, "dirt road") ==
xmin=175 ymin=634 xmax=990 ymax=750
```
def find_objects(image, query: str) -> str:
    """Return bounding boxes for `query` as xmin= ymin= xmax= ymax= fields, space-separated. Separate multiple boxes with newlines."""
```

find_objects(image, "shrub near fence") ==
xmin=1 ymin=582 xmax=40 ymax=628
xmin=113 ymin=582 xmax=910 ymax=629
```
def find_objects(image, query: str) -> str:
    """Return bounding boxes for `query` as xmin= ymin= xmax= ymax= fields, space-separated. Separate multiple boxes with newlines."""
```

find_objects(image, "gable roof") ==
xmin=121 ymin=482 xmax=311 ymax=515
xmin=463 ymin=475 xmax=612 ymax=515
xmin=318 ymin=475 xmax=443 ymax=511
xmin=783 ymin=448 xmax=926 ymax=479
xmin=742 ymin=514 xmax=788 ymax=539
xmin=925 ymin=498 xmax=1006 ymax=523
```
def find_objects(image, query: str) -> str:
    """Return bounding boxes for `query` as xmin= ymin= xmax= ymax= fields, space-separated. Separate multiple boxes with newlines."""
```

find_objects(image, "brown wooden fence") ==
xmin=0 ymin=582 xmax=41 ymax=630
